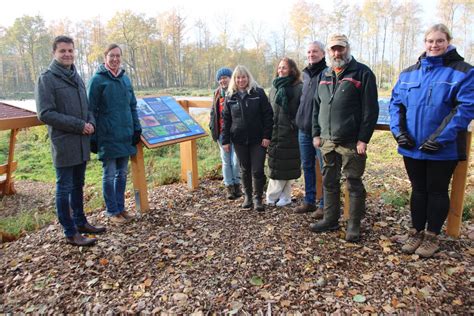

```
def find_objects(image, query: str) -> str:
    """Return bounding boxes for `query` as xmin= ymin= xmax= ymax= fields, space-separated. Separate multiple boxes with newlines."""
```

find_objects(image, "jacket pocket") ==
xmin=429 ymin=81 xmax=455 ymax=107
xmin=399 ymin=81 xmax=421 ymax=107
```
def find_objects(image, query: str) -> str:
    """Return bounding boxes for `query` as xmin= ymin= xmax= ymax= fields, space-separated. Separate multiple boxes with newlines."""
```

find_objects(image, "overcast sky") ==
xmin=1 ymin=0 xmax=436 ymax=35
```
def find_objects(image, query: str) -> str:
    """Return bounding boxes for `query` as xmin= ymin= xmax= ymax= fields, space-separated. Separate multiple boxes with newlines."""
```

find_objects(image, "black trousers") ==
xmin=234 ymin=143 xmax=266 ymax=191
xmin=403 ymin=157 xmax=458 ymax=234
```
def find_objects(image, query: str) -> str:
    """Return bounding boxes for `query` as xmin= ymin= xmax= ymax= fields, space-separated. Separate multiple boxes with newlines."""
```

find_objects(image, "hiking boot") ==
xmin=311 ymin=207 xmax=324 ymax=219
xmin=66 ymin=233 xmax=97 ymax=246
xmin=295 ymin=203 xmax=316 ymax=214
xmin=415 ymin=231 xmax=439 ymax=258
xmin=77 ymin=223 xmax=106 ymax=235
xmin=401 ymin=228 xmax=424 ymax=254
xmin=226 ymin=185 xmax=237 ymax=200
xmin=109 ymin=213 xmax=127 ymax=224
xmin=121 ymin=210 xmax=135 ymax=221
xmin=233 ymin=184 xmax=243 ymax=198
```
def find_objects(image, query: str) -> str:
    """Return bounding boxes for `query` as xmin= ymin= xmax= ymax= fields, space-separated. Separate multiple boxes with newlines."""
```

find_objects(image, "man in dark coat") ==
xmin=295 ymin=41 xmax=327 ymax=217
xmin=36 ymin=36 xmax=106 ymax=246
xmin=311 ymin=34 xmax=379 ymax=242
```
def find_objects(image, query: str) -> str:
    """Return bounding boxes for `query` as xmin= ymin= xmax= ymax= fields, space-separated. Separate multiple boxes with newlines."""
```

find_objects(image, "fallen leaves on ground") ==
xmin=0 ymin=178 xmax=472 ymax=314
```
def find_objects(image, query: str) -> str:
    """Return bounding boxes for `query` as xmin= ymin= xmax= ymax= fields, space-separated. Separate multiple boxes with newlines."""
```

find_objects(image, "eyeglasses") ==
xmin=107 ymin=54 xmax=122 ymax=59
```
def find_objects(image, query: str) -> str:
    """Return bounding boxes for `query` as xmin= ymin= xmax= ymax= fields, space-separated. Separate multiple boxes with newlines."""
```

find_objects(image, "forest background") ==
xmin=0 ymin=0 xmax=473 ymax=99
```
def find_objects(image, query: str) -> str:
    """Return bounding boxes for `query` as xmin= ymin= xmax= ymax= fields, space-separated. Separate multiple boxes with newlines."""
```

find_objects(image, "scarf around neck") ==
xmin=50 ymin=59 xmax=79 ymax=85
xmin=272 ymin=76 xmax=294 ymax=113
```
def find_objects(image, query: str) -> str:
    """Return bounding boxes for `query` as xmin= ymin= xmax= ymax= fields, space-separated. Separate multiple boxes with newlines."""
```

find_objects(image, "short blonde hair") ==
xmin=424 ymin=23 xmax=452 ymax=42
xmin=227 ymin=65 xmax=258 ymax=95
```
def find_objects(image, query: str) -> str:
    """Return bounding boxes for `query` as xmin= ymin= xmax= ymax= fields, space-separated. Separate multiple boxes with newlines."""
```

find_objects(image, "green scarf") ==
xmin=272 ymin=76 xmax=293 ymax=113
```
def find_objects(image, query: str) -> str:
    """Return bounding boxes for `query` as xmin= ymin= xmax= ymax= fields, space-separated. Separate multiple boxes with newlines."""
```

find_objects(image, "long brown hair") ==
xmin=275 ymin=57 xmax=302 ymax=83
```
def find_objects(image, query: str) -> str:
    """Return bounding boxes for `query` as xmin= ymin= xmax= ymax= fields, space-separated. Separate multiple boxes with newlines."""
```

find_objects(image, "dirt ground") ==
xmin=1 ymin=174 xmax=473 ymax=314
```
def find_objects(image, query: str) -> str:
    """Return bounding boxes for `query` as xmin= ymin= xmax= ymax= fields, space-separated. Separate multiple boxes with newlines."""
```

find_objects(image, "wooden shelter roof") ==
xmin=0 ymin=102 xmax=42 ymax=130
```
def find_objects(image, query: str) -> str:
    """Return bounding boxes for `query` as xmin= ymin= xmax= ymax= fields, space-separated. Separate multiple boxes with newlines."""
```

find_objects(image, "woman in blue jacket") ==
xmin=88 ymin=44 xmax=142 ymax=224
xmin=389 ymin=24 xmax=473 ymax=258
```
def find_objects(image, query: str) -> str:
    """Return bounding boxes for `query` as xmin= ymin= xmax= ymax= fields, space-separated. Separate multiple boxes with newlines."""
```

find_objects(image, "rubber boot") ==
xmin=309 ymin=191 xmax=340 ymax=232
xmin=241 ymin=172 xmax=253 ymax=209
xmin=253 ymin=176 xmax=266 ymax=212
xmin=345 ymin=194 xmax=365 ymax=242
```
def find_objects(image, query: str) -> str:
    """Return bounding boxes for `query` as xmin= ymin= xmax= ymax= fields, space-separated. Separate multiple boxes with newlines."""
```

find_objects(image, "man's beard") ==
xmin=329 ymin=54 xmax=350 ymax=68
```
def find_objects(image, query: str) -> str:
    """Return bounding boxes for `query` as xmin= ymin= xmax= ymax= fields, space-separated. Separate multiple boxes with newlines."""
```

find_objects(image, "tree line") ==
xmin=0 ymin=0 xmax=472 ymax=98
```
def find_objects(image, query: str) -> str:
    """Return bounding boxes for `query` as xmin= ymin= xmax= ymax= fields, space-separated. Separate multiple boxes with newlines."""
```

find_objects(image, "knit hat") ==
xmin=215 ymin=67 xmax=233 ymax=82
xmin=328 ymin=34 xmax=349 ymax=48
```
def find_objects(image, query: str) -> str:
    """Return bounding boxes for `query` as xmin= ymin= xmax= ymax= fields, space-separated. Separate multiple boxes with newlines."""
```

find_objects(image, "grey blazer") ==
xmin=35 ymin=62 xmax=95 ymax=168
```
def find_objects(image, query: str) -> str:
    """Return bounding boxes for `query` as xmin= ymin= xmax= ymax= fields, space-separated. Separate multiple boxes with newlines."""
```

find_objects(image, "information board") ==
xmin=377 ymin=98 xmax=391 ymax=127
xmin=137 ymin=96 xmax=206 ymax=148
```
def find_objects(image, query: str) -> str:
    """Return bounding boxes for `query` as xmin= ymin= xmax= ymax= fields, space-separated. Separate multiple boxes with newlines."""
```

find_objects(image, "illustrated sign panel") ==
xmin=137 ymin=96 xmax=206 ymax=145
xmin=377 ymin=98 xmax=390 ymax=126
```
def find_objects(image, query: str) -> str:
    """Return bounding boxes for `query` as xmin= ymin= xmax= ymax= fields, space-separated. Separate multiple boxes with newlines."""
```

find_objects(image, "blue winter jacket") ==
xmin=389 ymin=47 xmax=474 ymax=160
xmin=87 ymin=64 xmax=141 ymax=160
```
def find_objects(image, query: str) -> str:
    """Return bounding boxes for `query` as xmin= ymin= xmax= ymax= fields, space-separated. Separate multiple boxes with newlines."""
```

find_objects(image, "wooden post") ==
xmin=343 ymin=185 xmax=350 ymax=220
xmin=4 ymin=128 xmax=19 ymax=195
xmin=315 ymin=159 xmax=323 ymax=201
xmin=446 ymin=131 xmax=472 ymax=237
xmin=178 ymin=100 xmax=199 ymax=190
xmin=130 ymin=142 xmax=149 ymax=212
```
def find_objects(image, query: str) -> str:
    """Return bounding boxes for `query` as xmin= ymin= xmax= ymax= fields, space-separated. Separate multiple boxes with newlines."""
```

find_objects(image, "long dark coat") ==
xmin=267 ymin=81 xmax=303 ymax=180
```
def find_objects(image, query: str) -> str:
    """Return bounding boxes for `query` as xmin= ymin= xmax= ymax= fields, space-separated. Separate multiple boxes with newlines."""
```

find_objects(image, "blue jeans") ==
xmin=298 ymin=130 xmax=324 ymax=207
xmin=55 ymin=162 xmax=88 ymax=237
xmin=102 ymin=156 xmax=129 ymax=216
xmin=218 ymin=135 xmax=240 ymax=186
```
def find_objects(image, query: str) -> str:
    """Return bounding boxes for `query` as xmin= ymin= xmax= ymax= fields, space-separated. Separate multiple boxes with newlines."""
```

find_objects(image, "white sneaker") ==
xmin=266 ymin=198 xmax=277 ymax=206
xmin=276 ymin=198 xmax=291 ymax=207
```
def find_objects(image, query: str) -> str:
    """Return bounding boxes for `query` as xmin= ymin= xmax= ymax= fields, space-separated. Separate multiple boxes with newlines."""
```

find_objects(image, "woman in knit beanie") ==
xmin=209 ymin=67 xmax=242 ymax=199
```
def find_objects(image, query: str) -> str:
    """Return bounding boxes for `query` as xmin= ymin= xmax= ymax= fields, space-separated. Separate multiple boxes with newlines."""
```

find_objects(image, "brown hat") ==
xmin=328 ymin=34 xmax=349 ymax=48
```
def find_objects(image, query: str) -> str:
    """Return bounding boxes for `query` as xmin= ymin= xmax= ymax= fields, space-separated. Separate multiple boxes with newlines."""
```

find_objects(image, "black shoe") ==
xmin=226 ymin=185 xmax=237 ymax=200
xmin=77 ymin=223 xmax=106 ymax=234
xmin=66 ymin=233 xmax=97 ymax=246
xmin=241 ymin=195 xmax=253 ymax=209
xmin=233 ymin=184 xmax=243 ymax=198
xmin=254 ymin=197 xmax=265 ymax=212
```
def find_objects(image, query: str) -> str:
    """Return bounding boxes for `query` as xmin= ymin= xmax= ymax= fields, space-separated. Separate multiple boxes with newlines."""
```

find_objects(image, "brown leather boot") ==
xmin=66 ymin=233 xmax=97 ymax=246
xmin=295 ymin=203 xmax=316 ymax=213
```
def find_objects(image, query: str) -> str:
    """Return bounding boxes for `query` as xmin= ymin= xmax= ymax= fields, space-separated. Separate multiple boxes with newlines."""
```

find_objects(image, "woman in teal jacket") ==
xmin=88 ymin=44 xmax=142 ymax=224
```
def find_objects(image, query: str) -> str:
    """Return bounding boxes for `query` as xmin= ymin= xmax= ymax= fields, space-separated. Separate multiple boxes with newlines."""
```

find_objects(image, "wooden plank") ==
xmin=3 ymin=129 xmax=19 ymax=195
xmin=130 ymin=142 xmax=149 ymax=213
xmin=179 ymin=139 xmax=199 ymax=189
xmin=343 ymin=186 xmax=350 ymax=220
xmin=0 ymin=161 xmax=17 ymax=174
xmin=0 ymin=116 xmax=43 ymax=131
xmin=178 ymin=100 xmax=200 ymax=190
xmin=446 ymin=131 xmax=472 ymax=237
xmin=315 ymin=159 xmax=323 ymax=201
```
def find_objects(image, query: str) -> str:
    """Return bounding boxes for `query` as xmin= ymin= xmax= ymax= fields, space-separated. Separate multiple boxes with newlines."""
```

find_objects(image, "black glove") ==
xmin=395 ymin=132 xmax=415 ymax=149
xmin=419 ymin=139 xmax=441 ymax=153
xmin=90 ymin=139 xmax=98 ymax=154
xmin=132 ymin=130 xmax=142 ymax=145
